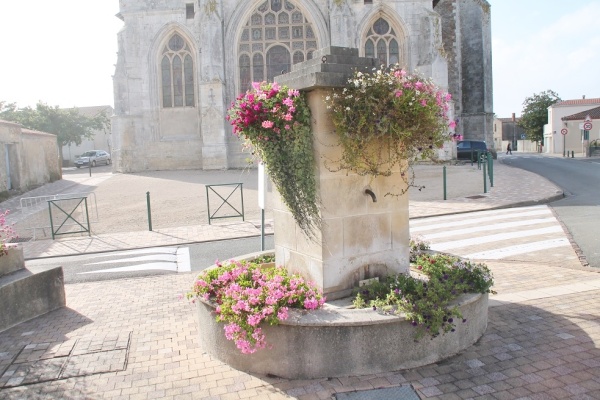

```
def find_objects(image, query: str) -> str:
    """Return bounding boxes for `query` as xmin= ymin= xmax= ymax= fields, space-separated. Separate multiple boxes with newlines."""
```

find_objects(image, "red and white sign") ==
xmin=561 ymin=128 xmax=568 ymax=135
xmin=583 ymin=122 xmax=593 ymax=130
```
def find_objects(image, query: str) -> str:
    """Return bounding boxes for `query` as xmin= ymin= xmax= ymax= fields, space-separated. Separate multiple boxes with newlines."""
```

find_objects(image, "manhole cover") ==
xmin=335 ymin=385 xmax=420 ymax=400
xmin=465 ymin=195 xmax=486 ymax=199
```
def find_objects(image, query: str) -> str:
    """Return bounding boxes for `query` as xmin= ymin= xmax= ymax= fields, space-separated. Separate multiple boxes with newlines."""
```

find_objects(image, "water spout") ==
xmin=364 ymin=188 xmax=377 ymax=202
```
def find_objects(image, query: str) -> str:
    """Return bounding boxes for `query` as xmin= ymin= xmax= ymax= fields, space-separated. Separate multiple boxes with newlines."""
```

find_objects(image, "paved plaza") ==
xmin=1 ymin=157 xmax=599 ymax=399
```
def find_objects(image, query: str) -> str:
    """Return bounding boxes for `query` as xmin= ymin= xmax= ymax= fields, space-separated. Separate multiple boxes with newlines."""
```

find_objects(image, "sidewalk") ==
xmin=17 ymin=161 xmax=563 ymax=260
xmin=2 ymin=159 xmax=600 ymax=400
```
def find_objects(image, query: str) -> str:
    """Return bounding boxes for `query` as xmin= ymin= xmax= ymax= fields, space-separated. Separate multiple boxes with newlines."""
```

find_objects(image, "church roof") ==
xmin=561 ymin=106 xmax=600 ymax=121
xmin=554 ymin=98 xmax=600 ymax=107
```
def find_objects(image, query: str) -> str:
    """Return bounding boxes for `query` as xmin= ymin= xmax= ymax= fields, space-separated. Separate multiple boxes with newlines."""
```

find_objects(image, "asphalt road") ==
xmin=501 ymin=153 xmax=600 ymax=268
xmin=25 ymin=235 xmax=274 ymax=283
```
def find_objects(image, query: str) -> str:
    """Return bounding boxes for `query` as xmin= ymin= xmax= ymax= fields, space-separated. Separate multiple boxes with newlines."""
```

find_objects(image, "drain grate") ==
xmin=335 ymin=385 xmax=420 ymax=400
xmin=465 ymin=195 xmax=487 ymax=199
xmin=7 ymin=237 xmax=32 ymax=243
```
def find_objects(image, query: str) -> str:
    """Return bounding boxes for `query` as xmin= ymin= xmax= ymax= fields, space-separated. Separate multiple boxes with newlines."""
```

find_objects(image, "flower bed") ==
xmin=188 ymin=258 xmax=325 ymax=354
xmin=191 ymin=246 xmax=492 ymax=379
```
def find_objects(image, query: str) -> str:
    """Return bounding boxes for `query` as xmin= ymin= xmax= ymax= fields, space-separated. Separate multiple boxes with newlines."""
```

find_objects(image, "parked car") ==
xmin=456 ymin=140 xmax=497 ymax=161
xmin=75 ymin=150 xmax=111 ymax=168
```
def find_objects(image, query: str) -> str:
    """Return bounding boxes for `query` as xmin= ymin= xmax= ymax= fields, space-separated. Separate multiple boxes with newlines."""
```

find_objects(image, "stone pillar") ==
xmin=199 ymin=0 xmax=228 ymax=169
xmin=275 ymin=47 xmax=411 ymax=300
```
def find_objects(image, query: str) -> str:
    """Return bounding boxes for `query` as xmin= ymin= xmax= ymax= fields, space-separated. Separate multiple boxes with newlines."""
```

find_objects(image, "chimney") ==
xmin=583 ymin=95 xmax=586 ymax=99
xmin=512 ymin=113 xmax=515 ymax=122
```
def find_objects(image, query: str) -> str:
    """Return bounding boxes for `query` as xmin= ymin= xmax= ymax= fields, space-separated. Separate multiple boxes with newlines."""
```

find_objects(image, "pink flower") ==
xmin=262 ymin=120 xmax=274 ymax=129
xmin=247 ymin=314 xmax=263 ymax=327
xmin=282 ymin=97 xmax=294 ymax=107
xmin=288 ymin=89 xmax=300 ymax=97
xmin=271 ymin=82 xmax=280 ymax=91
xmin=395 ymin=90 xmax=403 ymax=97
xmin=277 ymin=307 xmax=289 ymax=320
xmin=449 ymin=120 xmax=457 ymax=129
xmin=251 ymin=82 xmax=261 ymax=90
xmin=420 ymin=99 xmax=427 ymax=107
xmin=284 ymin=124 xmax=291 ymax=130
xmin=283 ymin=113 xmax=293 ymax=121
xmin=303 ymin=297 xmax=319 ymax=310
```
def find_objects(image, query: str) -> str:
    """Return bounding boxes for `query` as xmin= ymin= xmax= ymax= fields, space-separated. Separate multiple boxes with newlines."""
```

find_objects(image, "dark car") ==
xmin=75 ymin=150 xmax=111 ymax=168
xmin=456 ymin=140 xmax=497 ymax=161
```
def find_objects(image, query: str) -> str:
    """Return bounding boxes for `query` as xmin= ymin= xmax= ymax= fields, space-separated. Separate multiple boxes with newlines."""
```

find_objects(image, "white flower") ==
xmin=325 ymin=95 xmax=331 ymax=101
xmin=346 ymin=107 xmax=351 ymax=111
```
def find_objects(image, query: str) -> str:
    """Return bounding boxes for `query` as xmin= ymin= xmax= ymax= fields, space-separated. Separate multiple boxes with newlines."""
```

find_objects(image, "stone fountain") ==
xmin=195 ymin=47 xmax=488 ymax=379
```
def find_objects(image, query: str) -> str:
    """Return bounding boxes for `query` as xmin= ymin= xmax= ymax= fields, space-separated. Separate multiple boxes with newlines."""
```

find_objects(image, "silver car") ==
xmin=75 ymin=150 xmax=111 ymax=168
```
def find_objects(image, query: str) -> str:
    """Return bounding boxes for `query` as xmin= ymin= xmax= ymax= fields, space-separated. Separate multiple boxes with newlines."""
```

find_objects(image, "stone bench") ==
xmin=0 ymin=244 xmax=65 ymax=332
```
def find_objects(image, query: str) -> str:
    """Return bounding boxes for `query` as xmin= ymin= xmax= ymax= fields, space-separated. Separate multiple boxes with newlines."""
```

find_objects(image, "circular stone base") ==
xmin=195 ymin=269 xmax=488 ymax=379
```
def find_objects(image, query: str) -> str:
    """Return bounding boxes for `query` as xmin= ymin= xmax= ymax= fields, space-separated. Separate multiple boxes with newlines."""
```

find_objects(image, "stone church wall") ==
xmin=113 ymin=0 xmax=492 ymax=172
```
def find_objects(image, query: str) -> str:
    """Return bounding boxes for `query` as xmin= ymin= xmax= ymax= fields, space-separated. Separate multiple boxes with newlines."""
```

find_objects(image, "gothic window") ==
xmin=237 ymin=0 xmax=318 ymax=91
xmin=266 ymin=45 xmax=291 ymax=81
xmin=363 ymin=17 xmax=404 ymax=67
xmin=161 ymin=33 xmax=195 ymax=108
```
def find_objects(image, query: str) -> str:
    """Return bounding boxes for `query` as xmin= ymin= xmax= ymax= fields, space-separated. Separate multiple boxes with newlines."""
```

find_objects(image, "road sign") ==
xmin=584 ymin=115 xmax=592 ymax=123
xmin=561 ymin=128 xmax=568 ymax=135
xmin=520 ymin=134 xmax=526 ymax=139
xmin=583 ymin=122 xmax=593 ymax=130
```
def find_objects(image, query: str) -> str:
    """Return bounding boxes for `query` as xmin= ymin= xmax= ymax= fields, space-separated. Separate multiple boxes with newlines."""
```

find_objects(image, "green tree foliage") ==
xmin=518 ymin=90 xmax=561 ymax=144
xmin=0 ymin=101 xmax=110 ymax=160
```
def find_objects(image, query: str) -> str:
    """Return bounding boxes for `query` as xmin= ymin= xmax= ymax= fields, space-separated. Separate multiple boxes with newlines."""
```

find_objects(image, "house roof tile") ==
xmin=554 ymin=98 xmax=600 ymax=107
xmin=562 ymin=105 xmax=600 ymax=121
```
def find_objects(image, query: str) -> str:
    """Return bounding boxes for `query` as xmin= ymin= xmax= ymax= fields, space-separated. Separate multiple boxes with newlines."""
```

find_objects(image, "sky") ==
xmin=1 ymin=1 xmax=599 ymax=118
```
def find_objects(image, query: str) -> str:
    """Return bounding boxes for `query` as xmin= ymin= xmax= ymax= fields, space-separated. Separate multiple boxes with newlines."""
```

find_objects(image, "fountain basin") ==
xmin=194 ymin=253 xmax=488 ymax=379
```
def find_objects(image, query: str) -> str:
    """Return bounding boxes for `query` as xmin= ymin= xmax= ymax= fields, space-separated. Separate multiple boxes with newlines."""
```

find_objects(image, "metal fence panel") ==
xmin=20 ymin=193 xmax=98 ymax=239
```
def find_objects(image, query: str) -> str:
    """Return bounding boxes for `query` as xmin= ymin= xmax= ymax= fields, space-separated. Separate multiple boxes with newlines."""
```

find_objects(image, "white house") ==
xmin=544 ymin=97 xmax=600 ymax=156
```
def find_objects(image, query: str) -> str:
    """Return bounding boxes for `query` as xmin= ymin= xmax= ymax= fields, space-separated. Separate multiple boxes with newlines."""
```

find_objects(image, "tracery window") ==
xmin=238 ymin=0 xmax=318 ymax=91
xmin=161 ymin=33 xmax=195 ymax=108
xmin=364 ymin=17 xmax=402 ymax=67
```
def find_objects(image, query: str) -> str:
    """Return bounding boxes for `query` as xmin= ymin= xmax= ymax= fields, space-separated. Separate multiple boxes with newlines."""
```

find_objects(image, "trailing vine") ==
xmin=325 ymin=66 xmax=454 ymax=195
xmin=227 ymin=82 xmax=320 ymax=238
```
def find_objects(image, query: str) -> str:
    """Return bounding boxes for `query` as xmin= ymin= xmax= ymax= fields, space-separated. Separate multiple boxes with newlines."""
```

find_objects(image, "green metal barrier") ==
xmin=48 ymin=196 xmax=91 ymax=239
xmin=206 ymin=183 xmax=245 ymax=224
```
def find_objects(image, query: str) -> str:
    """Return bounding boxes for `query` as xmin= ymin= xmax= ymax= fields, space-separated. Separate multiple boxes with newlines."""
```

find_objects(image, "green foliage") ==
xmin=227 ymin=82 xmax=320 ymax=238
xmin=325 ymin=66 xmax=454 ymax=195
xmin=0 ymin=101 xmax=110 ymax=149
xmin=518 ymin=90 xmax=561 ymax=144
xmin=353 ymin=252 xmax=494 ymax=340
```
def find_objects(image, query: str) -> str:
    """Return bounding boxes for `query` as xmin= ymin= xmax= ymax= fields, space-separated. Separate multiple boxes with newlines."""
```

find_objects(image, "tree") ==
xmin=517 ymin=90 xmax=561 ymax=145
xmin=0 ymin=101 xmax=110 ymax=161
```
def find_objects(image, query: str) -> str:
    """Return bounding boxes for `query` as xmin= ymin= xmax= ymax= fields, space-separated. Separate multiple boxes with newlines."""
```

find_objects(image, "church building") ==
xmin=112 ymin=0 xmax=493 ymax=172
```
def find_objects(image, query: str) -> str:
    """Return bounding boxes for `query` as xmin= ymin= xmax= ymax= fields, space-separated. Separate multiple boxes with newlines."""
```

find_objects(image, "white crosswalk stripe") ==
xmin=409 ymin=205 xmax=575 ymax=261
xmin=78 ymin=246 xmax=191 ymax=275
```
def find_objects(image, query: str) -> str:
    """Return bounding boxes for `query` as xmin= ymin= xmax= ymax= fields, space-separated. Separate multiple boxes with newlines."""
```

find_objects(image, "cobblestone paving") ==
xmin=0 ymin=259 xmax=599 ymax=399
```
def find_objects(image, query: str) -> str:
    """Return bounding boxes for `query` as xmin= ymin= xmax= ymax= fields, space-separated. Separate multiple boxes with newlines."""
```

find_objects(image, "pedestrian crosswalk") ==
xmin=409 ymin=205 xmax=577 ymax=262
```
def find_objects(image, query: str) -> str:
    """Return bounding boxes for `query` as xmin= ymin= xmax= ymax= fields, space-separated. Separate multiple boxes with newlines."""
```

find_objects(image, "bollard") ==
xmin=471 ymin=149 xmax=474 ymax=166
xmin=571 ymin=150 xmax=574 ymax=158
xmin=477 ymin=150 xmax=482 ymax=170
xmin=488 ymin=155 xmax=494 ymax=187
xmin=146 ymin=191 xmax=153 ymax=231
xmin=483 ymin=161 xmax=487 ymax=194
xmin=443 ymin=166 xmax=447 ymax=201
xmin=89 ymin=162 xmax=92 ymax=177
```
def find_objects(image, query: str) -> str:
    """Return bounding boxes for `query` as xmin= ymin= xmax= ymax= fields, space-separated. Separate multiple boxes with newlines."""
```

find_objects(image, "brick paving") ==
xmin=1 ymin=156 xmax=600 ymax=399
